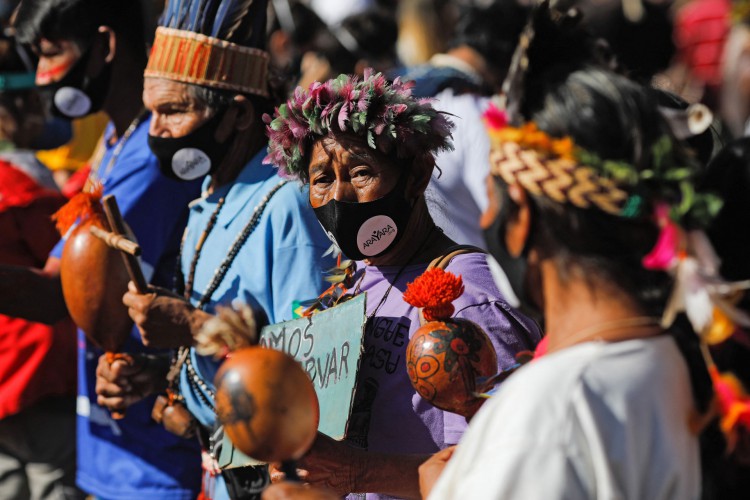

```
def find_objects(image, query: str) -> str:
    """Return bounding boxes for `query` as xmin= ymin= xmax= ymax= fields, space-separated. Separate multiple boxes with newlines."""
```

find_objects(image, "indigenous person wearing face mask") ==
xmin=97 ymin=0 xmax=333 ymax=498
xmin=417 ymin=6 xmax=735 ymax=499
xmin=262 ymin=70 xmax=540 ymax=499
xmin=0 ymin=1 xmax=205 ymax=498
xmin=0 ymin=34 xmax=82 ymax=500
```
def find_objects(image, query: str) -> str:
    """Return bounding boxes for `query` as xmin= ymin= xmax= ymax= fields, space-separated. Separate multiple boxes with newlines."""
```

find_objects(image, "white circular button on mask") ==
xmin=356 ymin=215 xmax=398 ymax=257
xmin=54 ymin=87 xmax=92 ymax=118
xmin=172 ymin=148 xmax=212 ymax=181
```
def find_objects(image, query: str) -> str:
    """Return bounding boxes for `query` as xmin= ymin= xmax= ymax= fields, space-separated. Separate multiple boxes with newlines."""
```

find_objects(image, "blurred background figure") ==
xmin=267 ymin=0 xmax=326 ymax=95
xmin=296 ymin=7 xmax=399 ymax=89
xmin=394 ymin=0 xmax=530 ymax=249
xmin=0 ymin=32 xmax=81 ymax=500
xmin=396 ymin=0 xmax=452 ymax=67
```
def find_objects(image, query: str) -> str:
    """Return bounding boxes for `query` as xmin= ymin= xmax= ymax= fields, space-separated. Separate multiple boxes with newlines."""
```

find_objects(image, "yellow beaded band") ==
xmin=145 ymin=27 xmax=270 ymax=97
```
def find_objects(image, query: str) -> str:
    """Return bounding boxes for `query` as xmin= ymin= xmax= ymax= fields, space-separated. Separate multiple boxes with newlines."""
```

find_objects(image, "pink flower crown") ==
xmin=263 ymin=69 xmax=454 ymax=178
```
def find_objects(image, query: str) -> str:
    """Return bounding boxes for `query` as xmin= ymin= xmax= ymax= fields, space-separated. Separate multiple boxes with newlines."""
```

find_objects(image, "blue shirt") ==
xmin=52 ymin=114 xmax=203 ymax=500
xmin=177 ymin=150 xmax=333 ymax=499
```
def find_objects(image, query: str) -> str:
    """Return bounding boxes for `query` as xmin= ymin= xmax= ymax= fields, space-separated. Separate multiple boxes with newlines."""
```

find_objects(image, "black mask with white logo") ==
xmin=39 ymin=47 xmax=112 ymax=119
xmin=148 ymin=109 xmax=229 ymax=182
xmin=313 ymin=176 xmax=412 ymax=261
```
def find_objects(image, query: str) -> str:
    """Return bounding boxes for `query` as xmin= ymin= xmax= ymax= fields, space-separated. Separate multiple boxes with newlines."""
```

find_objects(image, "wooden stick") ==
xmin=101 ymin=195 xmax=149 ymax=293
xmin=89 ymin=226 xmax=142 ymax=256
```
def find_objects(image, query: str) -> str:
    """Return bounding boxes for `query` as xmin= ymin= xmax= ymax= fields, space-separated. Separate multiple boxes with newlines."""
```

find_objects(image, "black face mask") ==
xmin=483 ymin=188 xmax=542 ymax=321
xmin=313 ymin=176 xmax=412 ymax=261
xmin=148 ymin=109 xmax=230 ymax=182
xmin=39 ymin=46 xmax=112 ymax=119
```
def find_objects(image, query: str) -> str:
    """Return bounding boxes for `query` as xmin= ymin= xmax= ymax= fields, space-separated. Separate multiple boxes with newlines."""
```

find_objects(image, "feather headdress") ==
xmin=145 ymin=0 xmax=270 ymax=97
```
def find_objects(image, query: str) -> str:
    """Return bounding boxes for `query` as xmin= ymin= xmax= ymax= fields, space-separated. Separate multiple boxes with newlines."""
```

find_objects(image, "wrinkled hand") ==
xmin=123 ymin=281 xmax=195 ymax=348
xmin=261 ymin=483 xmax=338 ymax=500
xmin=269 ymin=433 xmax=361 ymax=496
xmin=418 ymin=446 xmax=456 ymax=499
xmin=95 ymin=353 xmax=169 ymax=411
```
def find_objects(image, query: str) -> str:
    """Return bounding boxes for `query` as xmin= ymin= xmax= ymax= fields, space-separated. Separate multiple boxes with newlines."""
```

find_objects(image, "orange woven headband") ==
xmin=145 ymin=27 xmax=269 ymax=97
xmin=490 ymin=141 xmax=629 ymax=215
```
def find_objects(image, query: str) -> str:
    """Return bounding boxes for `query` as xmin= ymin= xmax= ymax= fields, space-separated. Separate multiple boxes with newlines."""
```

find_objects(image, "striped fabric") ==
xmin=145 ymin=27 xmax=269 ymax=97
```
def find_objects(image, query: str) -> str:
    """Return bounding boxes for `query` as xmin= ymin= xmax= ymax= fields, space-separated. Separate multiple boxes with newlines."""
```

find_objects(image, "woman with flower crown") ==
xmin=262 ymin=70 xmax=541 ymax=499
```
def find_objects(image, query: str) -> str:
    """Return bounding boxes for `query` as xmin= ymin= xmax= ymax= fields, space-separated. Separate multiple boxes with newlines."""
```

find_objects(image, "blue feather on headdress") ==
xmin=160 ymin=0 xmax=268 ymax=48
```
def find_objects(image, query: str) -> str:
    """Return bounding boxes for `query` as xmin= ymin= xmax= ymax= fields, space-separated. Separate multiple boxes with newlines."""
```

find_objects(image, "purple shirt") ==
xmin=345 ymin=252 xmax=541 ymax=500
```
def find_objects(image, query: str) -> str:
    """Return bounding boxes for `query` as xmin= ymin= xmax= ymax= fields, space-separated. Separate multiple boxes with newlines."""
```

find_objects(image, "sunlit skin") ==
xmin=308 ymin=136 xmax=401 ymax=206
xmin=307 ymin=135 xmax=456 ymax=268
xmin=143 ymin=77 xmax=213 ymax=138
xmin=142 ymin=76 xmax=264 ymax=190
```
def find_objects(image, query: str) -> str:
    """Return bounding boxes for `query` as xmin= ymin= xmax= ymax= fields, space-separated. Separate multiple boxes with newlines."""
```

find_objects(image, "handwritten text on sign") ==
xmin=258 ymin=293 xmax=367 ymax=439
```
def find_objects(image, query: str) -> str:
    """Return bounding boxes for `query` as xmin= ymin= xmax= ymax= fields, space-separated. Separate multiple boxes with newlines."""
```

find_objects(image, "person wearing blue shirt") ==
xmin=96 ymin=1 xmax=334 ymax=499
xmin=0 ymin=1 xmax=205 ymax=498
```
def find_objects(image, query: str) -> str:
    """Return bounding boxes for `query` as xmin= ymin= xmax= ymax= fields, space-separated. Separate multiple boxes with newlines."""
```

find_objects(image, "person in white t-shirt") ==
xmin=419 ymin=27 xmax=720 ymax=500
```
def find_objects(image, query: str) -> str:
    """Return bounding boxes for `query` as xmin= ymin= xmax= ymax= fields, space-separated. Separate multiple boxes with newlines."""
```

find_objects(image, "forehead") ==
xmin=143 ymin=77 xmax=200 ymax=108
xmin=312 ymin=135 xmax=381 ymax=160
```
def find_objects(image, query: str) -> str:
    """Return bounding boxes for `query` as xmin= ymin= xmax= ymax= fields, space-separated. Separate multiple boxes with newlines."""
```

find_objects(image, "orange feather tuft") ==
xmin=403 ymin=268 xmax=464 ymax=321
xmin=710 ymin=365 xmax=750 ymax=451
xmin=52 ymin=184 xmax=106 ymax=235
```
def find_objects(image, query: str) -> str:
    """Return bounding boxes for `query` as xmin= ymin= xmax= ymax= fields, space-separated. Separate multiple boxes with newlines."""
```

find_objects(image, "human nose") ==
xmin=331 ymin=178 xmax=357 ymax=202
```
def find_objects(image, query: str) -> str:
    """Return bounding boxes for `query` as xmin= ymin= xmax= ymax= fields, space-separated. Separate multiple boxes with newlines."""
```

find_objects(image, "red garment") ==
xmin=0 ymin=160 xmax=76 ymax=419
xmin=675 ymin=0 xmax=731 ymax=87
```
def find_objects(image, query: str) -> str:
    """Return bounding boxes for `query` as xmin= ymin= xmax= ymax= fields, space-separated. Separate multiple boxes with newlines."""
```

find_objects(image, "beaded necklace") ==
xmin=173 ymin=180 xmax=290 ymax=409
xmin=86 ymin=110 xmax=147 ymax=189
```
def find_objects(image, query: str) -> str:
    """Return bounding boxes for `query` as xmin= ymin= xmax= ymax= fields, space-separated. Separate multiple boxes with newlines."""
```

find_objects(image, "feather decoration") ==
xmin=198 ymin=0 xmax=223 ymax=35
xmin=195 ymin=303 xmax=258 ymax=359
xmin=212 ymin=0 xmax=267 ymax=43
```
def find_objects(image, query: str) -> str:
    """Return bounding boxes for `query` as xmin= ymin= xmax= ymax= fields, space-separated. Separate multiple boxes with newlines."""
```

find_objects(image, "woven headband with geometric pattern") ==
xmin=145 ymin=27 xmax=269 ymax=97
xmin=484 ymin=104 xmax=633 ymax=216
xmin=490 ymin=141 xmax=630 ymax=215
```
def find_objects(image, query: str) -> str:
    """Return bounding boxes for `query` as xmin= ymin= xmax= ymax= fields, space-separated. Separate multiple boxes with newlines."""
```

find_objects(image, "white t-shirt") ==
xmin=427 ymin=89 xmax=491 ymax=249
xmin=429 ymin=337 xmax=700 ymax=500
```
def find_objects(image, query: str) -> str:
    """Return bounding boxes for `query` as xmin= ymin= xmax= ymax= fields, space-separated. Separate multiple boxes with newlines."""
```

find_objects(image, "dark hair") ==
xmin=308 ymin=8 xmax=398 ymax=76
xmin=187 ymin=84 xmax=275 ymax=129
xmin=449 ymin=1 xmax=531 ymax=83
xmin=14 ymin=0 xmax=147 ymax=58
xmin=575 ymin=0 xmax=674 ymax=82
xmin=514 ymin=68 xmax=690 ymax=316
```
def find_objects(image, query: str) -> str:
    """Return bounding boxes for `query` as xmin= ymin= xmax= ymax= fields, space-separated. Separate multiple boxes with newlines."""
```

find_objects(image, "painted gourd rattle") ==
xmin=214 ymin=346 xmax=320 ymax=480
xmin=403 ymin=268 xmax=497 ymax=419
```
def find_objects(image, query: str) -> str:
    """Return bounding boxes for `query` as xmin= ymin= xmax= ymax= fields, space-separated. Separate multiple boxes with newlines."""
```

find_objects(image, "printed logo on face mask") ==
xmin=54 ymin=87 xmax=92 ymax=118
xmin=357 ymin=215 xmax=398 ymax=256
xmin=172 ymin=148 xmax=212 ymax=181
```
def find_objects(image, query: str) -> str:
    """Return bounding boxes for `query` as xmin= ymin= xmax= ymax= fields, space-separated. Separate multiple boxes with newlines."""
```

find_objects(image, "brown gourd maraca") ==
xmin=214 ymin=346 xmax=319 ymax=463
xmin=403 ymin=268 xmax=497 ymax=419
xmin=55 ymin=187 xmax=133 ymax=353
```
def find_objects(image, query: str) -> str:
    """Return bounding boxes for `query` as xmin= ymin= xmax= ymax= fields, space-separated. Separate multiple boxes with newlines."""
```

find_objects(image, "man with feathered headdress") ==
xmin=94 ymin=1 xmax=334 ymax=498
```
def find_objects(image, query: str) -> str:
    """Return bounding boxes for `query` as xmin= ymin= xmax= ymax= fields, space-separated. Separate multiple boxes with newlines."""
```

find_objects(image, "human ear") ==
xmin=405 ymin=154 xmax=434 ymax=199
xmin=215 ymin=95 xmax=255 ymax=141
xmin=98 ymin=26 xmax=117 ymax=64
xmin=504 ymin=183 xmax=532 ymax=258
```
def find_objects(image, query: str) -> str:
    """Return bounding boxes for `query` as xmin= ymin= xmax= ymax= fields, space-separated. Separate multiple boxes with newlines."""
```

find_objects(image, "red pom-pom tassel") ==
xmin=52 ymin=184 xmax=106 ymax=235
xmin=403 ymin=268 xmax=464 ymax=321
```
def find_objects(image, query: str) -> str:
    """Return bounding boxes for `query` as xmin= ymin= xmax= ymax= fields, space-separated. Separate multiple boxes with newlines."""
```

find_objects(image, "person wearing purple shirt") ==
xmin=261 ymin=70 xmax=540 ymax=500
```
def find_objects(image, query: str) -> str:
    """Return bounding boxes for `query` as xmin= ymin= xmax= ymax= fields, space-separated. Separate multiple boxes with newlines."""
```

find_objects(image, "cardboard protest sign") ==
xmin=218 ymin=293 xmax=367 ymax=468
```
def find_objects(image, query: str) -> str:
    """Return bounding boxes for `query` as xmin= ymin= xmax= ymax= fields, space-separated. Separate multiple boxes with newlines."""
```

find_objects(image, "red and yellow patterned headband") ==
xmin=145 ymin=27 xmax=270 ymax=97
